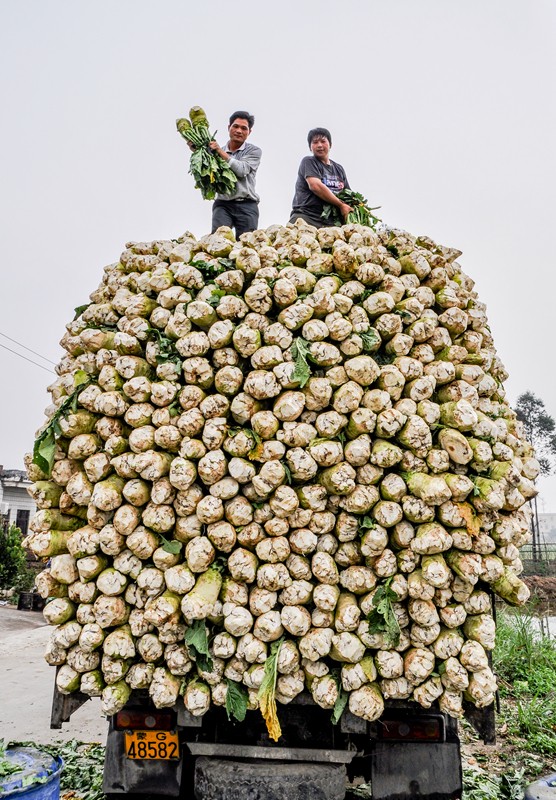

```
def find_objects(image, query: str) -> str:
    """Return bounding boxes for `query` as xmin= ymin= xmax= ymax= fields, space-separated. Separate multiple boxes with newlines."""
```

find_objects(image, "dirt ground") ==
xmin=0 ymin=604 xmax=107 ymax=745
xmin=524 ymin=576 xmax=556 ymax=610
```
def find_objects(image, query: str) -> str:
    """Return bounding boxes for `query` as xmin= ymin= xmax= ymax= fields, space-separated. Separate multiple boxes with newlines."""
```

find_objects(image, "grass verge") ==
xmin=460 ymin=605 xmax=556 ymax=796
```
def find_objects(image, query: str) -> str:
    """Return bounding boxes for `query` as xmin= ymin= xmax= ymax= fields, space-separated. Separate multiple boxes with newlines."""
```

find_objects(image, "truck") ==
xmin=51 ymin=677 xmax=495 ymax=800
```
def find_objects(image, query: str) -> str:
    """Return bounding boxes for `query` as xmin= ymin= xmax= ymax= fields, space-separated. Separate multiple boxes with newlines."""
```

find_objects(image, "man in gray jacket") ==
xmin=208 ymin=111 xmax=262 ymax=238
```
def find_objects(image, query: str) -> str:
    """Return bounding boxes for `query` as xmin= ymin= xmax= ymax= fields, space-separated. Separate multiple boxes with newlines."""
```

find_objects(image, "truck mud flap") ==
xmin=370 ymin=741 xmax=462 ymax=800
xmin=102 ymin=730 xmax=182 ymax=796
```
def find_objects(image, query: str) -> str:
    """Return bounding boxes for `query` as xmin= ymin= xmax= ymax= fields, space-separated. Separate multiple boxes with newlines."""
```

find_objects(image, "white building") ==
xmin=0 ymin=467 xmax=36 ymax=535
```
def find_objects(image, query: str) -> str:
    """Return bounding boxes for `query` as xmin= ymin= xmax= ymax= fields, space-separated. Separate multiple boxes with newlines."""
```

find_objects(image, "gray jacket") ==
xmin=217 ymin=141 xmax=262 ymax=202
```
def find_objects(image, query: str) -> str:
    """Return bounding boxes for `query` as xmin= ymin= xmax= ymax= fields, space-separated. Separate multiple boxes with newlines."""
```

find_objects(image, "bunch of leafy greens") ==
xmin=176 ymin=107 xmax=237 ymax=200
xmin=33 ymin=371 xmax=94 ymax=476
xmin=321 ymin=189 xmax=381 ymax=229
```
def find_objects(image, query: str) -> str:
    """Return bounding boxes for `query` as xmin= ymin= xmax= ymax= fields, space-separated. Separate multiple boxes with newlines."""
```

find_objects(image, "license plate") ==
xmin=125 ymin=731 xmax=180 ymax=760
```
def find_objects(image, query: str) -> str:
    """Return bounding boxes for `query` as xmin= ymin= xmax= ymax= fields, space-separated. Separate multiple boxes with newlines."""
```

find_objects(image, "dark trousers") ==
xmin=212 ymin=199 xmax=259 ymax=239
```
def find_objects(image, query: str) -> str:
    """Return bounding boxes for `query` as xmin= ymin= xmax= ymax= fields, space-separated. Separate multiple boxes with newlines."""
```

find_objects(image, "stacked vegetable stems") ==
xmin=26 ymin=220 xmax=537 ymax=740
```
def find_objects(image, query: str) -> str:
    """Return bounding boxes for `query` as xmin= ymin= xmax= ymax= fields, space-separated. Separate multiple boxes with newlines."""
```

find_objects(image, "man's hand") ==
xmin=209 ymin=141 xmax=229 ymax=161
xmin=340 ymin=202 xmax=353 ymax=220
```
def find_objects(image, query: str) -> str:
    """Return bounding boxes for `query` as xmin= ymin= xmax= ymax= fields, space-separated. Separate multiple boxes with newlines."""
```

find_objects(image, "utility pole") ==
xmin=531 ymin=495 xmax=540 ymax=562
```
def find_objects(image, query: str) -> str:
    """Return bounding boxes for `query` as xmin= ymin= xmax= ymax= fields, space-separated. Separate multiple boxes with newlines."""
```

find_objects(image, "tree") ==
xmin=515 ymin=392 xmax=556 ymax=475
xmin=515 ymin=392 xmax=556 ymax=561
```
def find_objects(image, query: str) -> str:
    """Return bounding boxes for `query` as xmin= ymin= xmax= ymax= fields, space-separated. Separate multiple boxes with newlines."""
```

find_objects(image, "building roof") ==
xmin=0 ymin=468 xmax=31 ymax=485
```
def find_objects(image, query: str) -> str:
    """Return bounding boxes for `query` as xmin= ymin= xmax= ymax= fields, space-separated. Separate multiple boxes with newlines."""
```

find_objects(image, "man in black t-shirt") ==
xmin=289 ymin=128 xmax=352 ymax=228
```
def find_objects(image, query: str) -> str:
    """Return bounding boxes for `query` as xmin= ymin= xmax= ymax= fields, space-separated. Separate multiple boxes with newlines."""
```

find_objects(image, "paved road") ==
xmin=0 ymin=604 xmax=107 ymax=744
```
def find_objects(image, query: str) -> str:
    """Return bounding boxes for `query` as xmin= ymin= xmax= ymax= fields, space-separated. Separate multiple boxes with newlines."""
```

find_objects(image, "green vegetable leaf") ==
xmin=291 ymin=337 xmax=312 ymax=388
xmin=225 ymin=679 xmax=248 ymax=722
xmin=206 ymin=288 xmax=226 ymax=308
xmin=73 ymin=303 xmax=91 ymax=320
xmin=334 ymin=430 xmax=347 ymax=446
xmin=385 ymin=241 xmax=400 ymax=258
xmin=184 ymin=619 xmax=213 ymax=672
xmin=146 ymin=328 xmax=182 ymax=368
xmin=190 ymin=259 xmax=228 ymax=280
xmin=33 ymin=429 xmax=57 ymax=476
xmin=247 ymin=429 xmax=265 ymax=461
xmin=357 ymin=516 xmax=376 ymax=535
xmin=372 ymin=352 xmax=394 ymax=366
xmin=331 ymin=686 xmax=349 ymax=726
xmin=159 ymin=535 xmax=182 ymax=555
xmin=0 ymin=739 xmax=23 ymax=777
xmin=32 ymin=374 xmax=96 ymax=476
xmin=366 ymin=577 xmax=401 ymax=647
xmin=168 ymin=400 xmax=181 ymax=418
xmin=283 ymin=462 xmax=292 ymax=485
xmin=360 ymin=329 xmax=381 ymax=353
xmin=258 ymin=637 xmax=284 ymax=741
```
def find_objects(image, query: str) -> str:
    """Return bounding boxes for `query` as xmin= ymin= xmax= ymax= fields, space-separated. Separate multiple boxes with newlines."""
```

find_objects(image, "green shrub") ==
xmin=0 ymin=524 xmax=34 ymax=591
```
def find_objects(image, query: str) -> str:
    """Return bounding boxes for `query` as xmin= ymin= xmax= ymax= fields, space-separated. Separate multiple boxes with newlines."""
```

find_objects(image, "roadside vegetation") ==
xmin=0 ymin=523 xmax=34 ymax=596
xmin=461 ymin=604 xmax=556 ymax=797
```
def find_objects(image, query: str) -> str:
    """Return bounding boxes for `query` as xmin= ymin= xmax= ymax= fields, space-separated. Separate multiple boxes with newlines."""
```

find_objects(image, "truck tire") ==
xmin=194 ymin=757 xmax=346 ymax=800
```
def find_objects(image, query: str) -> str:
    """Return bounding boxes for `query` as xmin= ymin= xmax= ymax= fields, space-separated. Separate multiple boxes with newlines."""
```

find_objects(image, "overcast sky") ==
xmin=1 ymin=0 xmax=556 ymax=510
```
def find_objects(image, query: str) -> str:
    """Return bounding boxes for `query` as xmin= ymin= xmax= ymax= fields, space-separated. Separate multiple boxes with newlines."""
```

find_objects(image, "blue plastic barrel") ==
xmin=0 ymin=747 xmax=63 ymax=800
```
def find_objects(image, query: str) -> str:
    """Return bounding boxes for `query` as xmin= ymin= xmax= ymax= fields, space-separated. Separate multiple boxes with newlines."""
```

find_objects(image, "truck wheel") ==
xmin=194 ymin=757 xmax=346 ymax=800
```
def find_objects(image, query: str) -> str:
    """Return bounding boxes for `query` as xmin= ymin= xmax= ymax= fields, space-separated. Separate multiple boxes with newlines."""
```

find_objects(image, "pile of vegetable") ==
xmin=26 ymin=219 xmax=537 ymax=740
xmin=176 ymin=107 xmax=237 ymax=200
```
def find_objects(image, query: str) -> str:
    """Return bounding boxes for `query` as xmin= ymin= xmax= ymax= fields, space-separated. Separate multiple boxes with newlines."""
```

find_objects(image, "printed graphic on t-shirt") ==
xmin=322 ymin=172 xmax=345 ymax=194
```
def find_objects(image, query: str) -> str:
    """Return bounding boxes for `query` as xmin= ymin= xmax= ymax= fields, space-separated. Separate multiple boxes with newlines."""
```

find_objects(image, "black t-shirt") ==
xmin=291 ymin=155 xmax=350 ymax=222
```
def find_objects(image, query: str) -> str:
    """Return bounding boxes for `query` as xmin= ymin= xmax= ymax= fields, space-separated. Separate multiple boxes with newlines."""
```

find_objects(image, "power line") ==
xmin=0 ymin=330 xmax=57 ymax=365
xmin=0 ymin=341 xmax=55 ymax=375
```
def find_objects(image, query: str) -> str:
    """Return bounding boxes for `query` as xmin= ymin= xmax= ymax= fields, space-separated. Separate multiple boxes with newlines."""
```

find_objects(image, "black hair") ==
xmin=307 ymin=127 xmax=332 ymax=147
xmin=229 ymin=111 xmax=255 ymax=130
